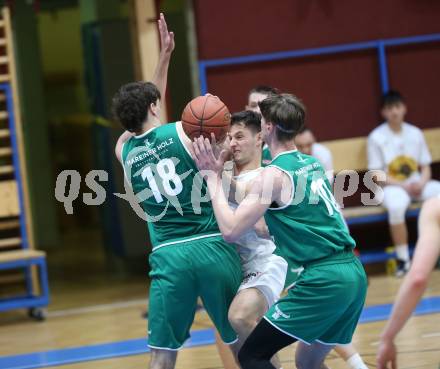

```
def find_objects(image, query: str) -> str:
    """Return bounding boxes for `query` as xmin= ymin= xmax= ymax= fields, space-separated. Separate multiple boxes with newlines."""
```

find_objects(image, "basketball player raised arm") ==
xmin=377 ymin=196 xmax=440 ymax=369
xmin=115 ymin=13 xmax=174 ymax=163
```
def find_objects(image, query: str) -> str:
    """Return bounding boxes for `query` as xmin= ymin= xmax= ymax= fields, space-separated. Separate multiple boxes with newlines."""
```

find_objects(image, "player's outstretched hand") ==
xmin=193 ymin=134 xmax=228 ymax=175
xmin=376 ymin=339 xmax=397 ymax=369
xmin=158 ymin=13 xmax=175 ymax=56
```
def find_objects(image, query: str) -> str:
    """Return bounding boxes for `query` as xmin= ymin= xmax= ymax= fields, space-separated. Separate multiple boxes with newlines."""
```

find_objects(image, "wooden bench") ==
xmin=322 ymin=127 xmax=440 ymax=263
xmin=0 ymin=7 xmax=49 ymax=319
xmin=0 ymin=179 xmax=49 ymax=319
xmin=0 ymin=249 xmax=49 ymax=318
xmin=323 ymin=127 xmax=440 ymax=221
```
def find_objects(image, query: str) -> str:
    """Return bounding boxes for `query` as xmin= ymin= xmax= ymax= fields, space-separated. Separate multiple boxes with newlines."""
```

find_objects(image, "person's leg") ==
xmin=215 ymin=330 xmax=239 ymax=369
xmin=383 ymin=185 xmax=411 ymax=275
xmin=334 ymin=344 xmax=368 ymax=369
xmin=238 ymin=318 xmax=296 ymax=369
xmin=228 ymin=287 xmax=268 ymax=349
xmin=295 ymin=341 xmax=334 ymax=369
xmin=147 ymin=247 xmax=198 ymax=367
xmin=149 ymin=349 xmax=177 ymax=369
xmin=196 ymin=239 xmax=242 ymax=360
xmin=228 ymin=287 xmax=282 ymax=368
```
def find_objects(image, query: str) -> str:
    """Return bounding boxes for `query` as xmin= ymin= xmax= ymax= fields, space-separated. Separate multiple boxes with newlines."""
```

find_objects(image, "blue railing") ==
xmin=0 ymin=83 xmax=50 ymax=312
xmin=198 ymin=33 xmax=440 ymax=95
xmin=1 ymin=83 xmax=28 ymax=251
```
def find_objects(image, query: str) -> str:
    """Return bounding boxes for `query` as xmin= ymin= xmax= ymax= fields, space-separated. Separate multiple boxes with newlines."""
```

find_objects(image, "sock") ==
xmin=395 ymin=244 xmax=410 ymax=262
xmin=346 ymin=353 xmax=368 ymax=369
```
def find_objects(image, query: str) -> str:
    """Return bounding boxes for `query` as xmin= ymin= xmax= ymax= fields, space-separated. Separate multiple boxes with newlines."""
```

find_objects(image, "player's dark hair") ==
xmin=112 ymin=81 xmax=161 ymax=132
xmin=259 ymin=93 xmax=306 ymax=142
xmin=248 ymin=85 xmax=279 ymax=97
xmin=381 ymin=90 xmax=404 ymax=108
xmin=231 ymin=110 xmax=261 ymax=134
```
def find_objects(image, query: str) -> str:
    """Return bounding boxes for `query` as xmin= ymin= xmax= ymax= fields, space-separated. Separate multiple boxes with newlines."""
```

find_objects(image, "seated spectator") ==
xmin=367 ymin=90 xmax=440 ymax=277
xmin=295 ymin=126 xmax=334 ymax=184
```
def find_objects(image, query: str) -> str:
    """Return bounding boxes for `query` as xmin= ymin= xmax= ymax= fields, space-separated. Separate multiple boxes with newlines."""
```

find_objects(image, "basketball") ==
xmin=181 ymin=94 xmax=231 ymax=140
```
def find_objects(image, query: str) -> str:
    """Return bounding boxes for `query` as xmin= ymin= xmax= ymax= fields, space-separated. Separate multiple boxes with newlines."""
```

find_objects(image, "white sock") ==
xmin=346 ymin=353 xmax=368 ymax=369
xmin=395 ymin=244 xmax=410 ymax=261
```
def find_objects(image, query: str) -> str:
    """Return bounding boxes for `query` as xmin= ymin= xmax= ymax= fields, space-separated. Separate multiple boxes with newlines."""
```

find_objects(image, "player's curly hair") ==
xmin=112 ymin=81 xmax=161 ymax=132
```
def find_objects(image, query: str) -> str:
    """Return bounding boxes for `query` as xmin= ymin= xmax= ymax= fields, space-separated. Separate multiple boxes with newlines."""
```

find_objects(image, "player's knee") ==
xmin=228 ymin=308 xmax=257 ymax=334
xmin=150 ymin=349 xmax=176 ymax=369
xmin=387 ymin=207 xmax=406 ymax=225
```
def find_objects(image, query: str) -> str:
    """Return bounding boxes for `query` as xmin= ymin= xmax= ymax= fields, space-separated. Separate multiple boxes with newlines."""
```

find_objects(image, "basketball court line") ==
xmin=358 ymin=295 xmax=440 ymax=323
xmin=1 ymin=295 xmax=439 ymax=369
xmin=47 ymin=301 xmax=204 ymax=318
xmin=0 ymin=329 xmax=214 ymax=369
xmin=47 ymin=299 xmax=148 ymax=318
xmin=421 ymin=332 xmax=440 ymax=338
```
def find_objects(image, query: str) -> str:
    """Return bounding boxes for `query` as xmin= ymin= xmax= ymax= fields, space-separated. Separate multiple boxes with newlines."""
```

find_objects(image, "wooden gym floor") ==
xmin=0 ymin=266 xmax=439 ymax=369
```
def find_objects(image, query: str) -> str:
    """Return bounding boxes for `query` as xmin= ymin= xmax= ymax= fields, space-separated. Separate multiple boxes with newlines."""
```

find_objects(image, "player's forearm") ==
xmin=206 ymin=174 xmax=239 ymax=240
xmin=253 ymin=218 xmax=271 ymax=239
xmin=207 ymin=174 xmax=262 ymax=243
xmin=221 ymin=170 xmax=248 ymax=204
xmin=380 ymin=273 xmax=428 ymax=342
xmin=151 ymin=53 xmax=171 ymax=101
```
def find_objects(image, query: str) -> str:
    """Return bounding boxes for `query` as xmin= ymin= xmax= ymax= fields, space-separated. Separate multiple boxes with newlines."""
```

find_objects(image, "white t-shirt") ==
xmin=312 ymin=143 xmax=334 ymax=183
xmin=228 ymin=168 xmax=276 ymax=264
xmin=367 ymin=122 xmax=432 ymax=181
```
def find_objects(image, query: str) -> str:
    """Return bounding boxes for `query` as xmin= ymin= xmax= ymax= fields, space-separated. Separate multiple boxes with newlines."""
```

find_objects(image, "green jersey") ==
xmin=121 ymin=123 xmax=220 ymax=250
xmin=264 ymin=150 xmax=355 ymax=266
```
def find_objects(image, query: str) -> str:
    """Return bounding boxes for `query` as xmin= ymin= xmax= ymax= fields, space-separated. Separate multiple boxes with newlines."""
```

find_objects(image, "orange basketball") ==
xmin=181 ymin=95 xmax=231 ymax=140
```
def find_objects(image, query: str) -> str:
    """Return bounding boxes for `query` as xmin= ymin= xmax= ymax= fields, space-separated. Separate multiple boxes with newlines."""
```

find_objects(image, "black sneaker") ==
xmin=396 ymin=258 xmax=410 ymax=277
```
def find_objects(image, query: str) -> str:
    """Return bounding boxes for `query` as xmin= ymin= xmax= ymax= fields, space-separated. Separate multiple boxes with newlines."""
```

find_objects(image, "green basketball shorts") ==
xmin=264 ymin=251 xmax=367 ymax=345
xmin=147 ymin=236 xmax=242 ymax=350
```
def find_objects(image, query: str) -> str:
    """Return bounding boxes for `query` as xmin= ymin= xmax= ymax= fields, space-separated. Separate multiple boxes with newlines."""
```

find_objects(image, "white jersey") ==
xmin=229 ymin=168 xmax=276 ymax=264
xmin=367 ymin=122 xmax=432 ymax=181
xmin=312 ymin=142 xmax=334 ymax=183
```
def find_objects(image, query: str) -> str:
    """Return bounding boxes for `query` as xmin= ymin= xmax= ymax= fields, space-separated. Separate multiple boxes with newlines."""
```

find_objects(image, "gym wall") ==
xmin=193 ymin=0 xmax=440 ymax=140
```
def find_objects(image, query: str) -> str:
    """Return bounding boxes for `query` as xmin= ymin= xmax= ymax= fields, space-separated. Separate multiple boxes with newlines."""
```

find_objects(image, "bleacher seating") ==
xmin=322 ymin=127 xmax=440 ymax=263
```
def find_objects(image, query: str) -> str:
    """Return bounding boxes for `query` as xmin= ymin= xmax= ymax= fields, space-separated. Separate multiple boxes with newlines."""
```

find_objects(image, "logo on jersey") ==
xmin=271 ymin=305 xmax=290 ymax=320
xmin=296 ymin=153 xmax=307 ymax=164
xmin=144 ymin=139 xmax=153 ymax=149
xmin=291 ymin=266 xmax=304 ymax=275
xmin=241 ymin=271 xmax=263 ymax=285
